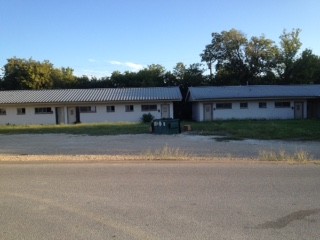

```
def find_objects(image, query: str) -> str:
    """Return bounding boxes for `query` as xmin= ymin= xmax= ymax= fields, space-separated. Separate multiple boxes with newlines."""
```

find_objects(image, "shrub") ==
xmin=141 ymin=113 xmax=155 ymax=123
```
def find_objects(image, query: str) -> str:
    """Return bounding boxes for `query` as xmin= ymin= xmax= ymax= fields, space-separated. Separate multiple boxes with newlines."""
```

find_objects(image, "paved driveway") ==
xmin=0 ymin=134 xmax=320 ymax=159
xmin=1 ymin=163 xmax=319 ymax=240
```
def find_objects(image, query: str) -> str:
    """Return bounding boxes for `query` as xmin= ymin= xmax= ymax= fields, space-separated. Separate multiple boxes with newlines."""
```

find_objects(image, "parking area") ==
xmin=0 ymin=133 xmax=319 ymax=161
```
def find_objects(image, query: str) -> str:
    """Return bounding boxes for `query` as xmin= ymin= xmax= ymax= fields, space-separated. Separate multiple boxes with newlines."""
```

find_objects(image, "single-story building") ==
xmin=187 ymin=85 xmax=320 ymax=121
xmin=0 ymin=87 xmax=182 ymax=125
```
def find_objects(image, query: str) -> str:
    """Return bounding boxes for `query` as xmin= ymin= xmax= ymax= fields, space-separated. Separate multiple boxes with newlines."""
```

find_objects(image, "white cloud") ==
xmin=109 ymin=60 xmax=144 ymax=72
xmin=74 ymin=69 xmax=110 ymax=78
xmin=125 ymin=62 xmax=144 ymax=71
xmin=109 ymin=60 xmax=122 ymax=65
xmin=88 ymin=58 xmax=97 ymax=63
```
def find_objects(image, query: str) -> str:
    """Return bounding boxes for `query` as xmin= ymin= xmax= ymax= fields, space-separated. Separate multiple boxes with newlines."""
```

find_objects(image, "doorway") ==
xmin=55 ymin=107 xmax=65 ymax=124
xmin=161 ymin=104 xmax=170 ymax=118
xmin=67 ymin=107 xmax=80 ymax=124
xmin=203 ymin=104 xmax=212 ymax=121
xmin=294 ymin=102 xmax=304 ymax=119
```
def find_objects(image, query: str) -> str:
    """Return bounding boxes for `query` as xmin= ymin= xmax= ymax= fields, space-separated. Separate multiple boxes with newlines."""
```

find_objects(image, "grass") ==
xmin=0 ymin=120 xmax=319 ymax=141
xmin=186 ymin=120 xmax=320 ymax=141
xmin=0 ymin=122 xmax=150 ymax=136
xmin=259 ymin=149 xmax=314 ymax=163
xmin=144 ymin=145 xmax=190 ymax=161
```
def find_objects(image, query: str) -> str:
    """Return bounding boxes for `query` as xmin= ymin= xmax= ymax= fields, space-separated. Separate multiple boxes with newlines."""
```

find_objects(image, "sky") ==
xmin=1 ymin=0 xmax=320 ymax=78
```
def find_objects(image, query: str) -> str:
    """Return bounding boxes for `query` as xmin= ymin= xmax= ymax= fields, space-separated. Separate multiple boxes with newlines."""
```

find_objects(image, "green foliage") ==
xmin=200 ymin=28 xmax=317 ymax=85
xmin=141 ymin=113 xmax=155 ymax=123
xmin=1 ymin=58 xmax=78 ymax=90
xmin=1 ymin=27 xmax=319 ymax=91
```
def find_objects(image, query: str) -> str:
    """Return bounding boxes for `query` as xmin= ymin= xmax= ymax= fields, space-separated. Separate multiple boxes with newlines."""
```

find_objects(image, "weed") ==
xmin=259 ymin=149 xmax=313 ymax=163
xmin=144 ymin=145 xmax=190 ymax=160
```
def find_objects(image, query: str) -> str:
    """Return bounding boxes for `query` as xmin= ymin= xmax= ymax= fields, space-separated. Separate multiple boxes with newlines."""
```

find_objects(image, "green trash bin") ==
xmin=151 ymin=119 xmax=181 ymax=134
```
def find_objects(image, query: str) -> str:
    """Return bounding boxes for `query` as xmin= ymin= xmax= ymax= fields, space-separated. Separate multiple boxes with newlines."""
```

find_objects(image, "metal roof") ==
xmin=188 ymin=85 xmax=320 ymax=101
xmin=0 ymin=87 xmax=182 ymax=104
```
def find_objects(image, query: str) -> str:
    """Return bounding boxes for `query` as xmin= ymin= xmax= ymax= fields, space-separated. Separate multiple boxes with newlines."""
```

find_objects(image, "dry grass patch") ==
xmin=143 ymin=145 xmax=191 ymax=161
xmin=259 ymin=149 xmax=316 ymax=164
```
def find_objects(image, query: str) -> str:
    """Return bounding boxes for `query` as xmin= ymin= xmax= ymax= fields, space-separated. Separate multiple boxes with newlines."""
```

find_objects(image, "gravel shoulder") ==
xmin=0 ymin=133 xmax=319 ymax=162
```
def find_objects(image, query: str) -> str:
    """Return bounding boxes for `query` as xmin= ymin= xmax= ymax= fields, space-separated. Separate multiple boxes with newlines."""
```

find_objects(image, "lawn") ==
xmin=0 ymin=120 xmax=319 ymax=141
xmin=0 ymin=122 xmax=150 ymax=135
xmin=187 ymin=120 xmax=320 ymax=141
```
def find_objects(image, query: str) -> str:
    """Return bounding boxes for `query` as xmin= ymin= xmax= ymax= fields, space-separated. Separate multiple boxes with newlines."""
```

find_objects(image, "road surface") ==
xmin=1 ymin=162 xmax=319 ymax=239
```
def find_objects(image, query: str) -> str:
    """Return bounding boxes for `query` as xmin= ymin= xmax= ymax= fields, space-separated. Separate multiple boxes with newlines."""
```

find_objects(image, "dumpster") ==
xmin=151 ymin=119 xmax=181 ymax=134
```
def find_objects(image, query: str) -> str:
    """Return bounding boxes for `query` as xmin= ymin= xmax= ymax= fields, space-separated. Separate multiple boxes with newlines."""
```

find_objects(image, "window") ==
xmin=240 ymin=102 xmax=248 ymax=109
xmin=259 ymin=102 xmax=267 ymax=108
xmin=125 ymin=105 xmax=134 ymax=112
xmin=17 ymin=108 xmax=26 ymax=115
xmin=0 ymin=108 xmax=6 ymax=115
xmin=35 ymin=107 xmax=52 ymax=114
xmin=275 ymin=101 xmax=291 ymax=108
xmin=106 ymin=105 xmax=115 ymax=112
xmin=216 ymin=103 xmax=232 ymax=109
xmin=79 ymin=106 xmax=96 ymax=113
xmin=141 ymin=104 xmax=157 ymax=111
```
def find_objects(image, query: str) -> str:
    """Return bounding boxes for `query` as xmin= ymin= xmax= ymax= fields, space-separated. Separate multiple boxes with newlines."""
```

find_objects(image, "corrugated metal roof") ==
xmin=188 ymin=85 xmax=320 ymax=101
xmin=0 ymin=87 xmax=182 ymax=104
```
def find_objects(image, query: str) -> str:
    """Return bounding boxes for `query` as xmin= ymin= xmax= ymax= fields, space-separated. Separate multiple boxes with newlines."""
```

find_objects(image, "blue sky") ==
xmin=1 ymin=0 xmax=320 ymax=77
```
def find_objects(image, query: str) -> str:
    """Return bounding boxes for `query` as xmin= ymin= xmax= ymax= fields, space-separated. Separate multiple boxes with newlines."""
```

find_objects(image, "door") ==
xmin=161 ymin=104 xmax=170 ymax=118
xmin=294 ymin=102 xmax=304 ymax=119
xmin=55 ymin=107 xmax=65 ymax=124
xmin=67 ymin=107 xmax=77 ymax=124
xmin=203 ymin=104 xmax=212 ymax=121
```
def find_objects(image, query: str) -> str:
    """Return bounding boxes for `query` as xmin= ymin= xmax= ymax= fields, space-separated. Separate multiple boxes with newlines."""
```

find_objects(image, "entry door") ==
xmin=203 ymin=104 xmax=212 ymax=121
xmin=161 ymin=104 xmax=170 ymax=118
xmin=294 ymin=102 xmax=304 ymax=119
xmin=55 ymin=107 xmax=65 ymax=124
xmin=67 ymin=107 xmax=77 ymax=124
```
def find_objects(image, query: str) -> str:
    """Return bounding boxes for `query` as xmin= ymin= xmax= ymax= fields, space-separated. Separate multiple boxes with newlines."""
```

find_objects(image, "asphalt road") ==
xmin=1 ymin=162 xmax=320 ymax=240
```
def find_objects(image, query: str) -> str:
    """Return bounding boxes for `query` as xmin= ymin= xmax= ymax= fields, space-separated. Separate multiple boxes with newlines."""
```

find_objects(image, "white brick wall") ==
xmin=193 ymin=100 xmax=307 ymax=121
xmin=0 ymin=102 xmax=174 ymax=125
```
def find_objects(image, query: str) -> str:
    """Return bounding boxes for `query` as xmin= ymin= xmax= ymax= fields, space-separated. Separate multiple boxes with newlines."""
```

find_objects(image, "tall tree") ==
xmin=2 ymin=58 xmax=54 ymax=90
xmin=201 ymin=29 xmax=249 ymax=85
xmin=51 ymin=67 xmax=77 ymax=88
xmin=277 ymin=28 xmax=302 ymax=83
xmin=245 ymin=35 xmax=279 ymax=83
xmin=291 ymin=49 xmax=320 ymax=84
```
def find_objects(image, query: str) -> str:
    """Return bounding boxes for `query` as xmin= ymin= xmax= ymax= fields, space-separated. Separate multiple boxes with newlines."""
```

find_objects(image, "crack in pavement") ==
xmin=256 ymin=209 xmax=320 ymax=229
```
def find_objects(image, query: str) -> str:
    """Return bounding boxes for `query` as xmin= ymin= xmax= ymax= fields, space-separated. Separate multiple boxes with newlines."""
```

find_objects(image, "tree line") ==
xmin=1 ymin=28 xmax=320 ymax=92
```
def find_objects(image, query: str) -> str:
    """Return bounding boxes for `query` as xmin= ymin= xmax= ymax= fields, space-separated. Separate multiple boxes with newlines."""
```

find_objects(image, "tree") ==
xmin=245 ymin=35 xmax=279 ymax=83
xmin=201 ymin=29 xmax=249 ymax=85
xmin=277 ymin=28 xmax=302 ymax=83
xmin=172 ymin=62 xmax=186 ymax=80
xmin=2 ymin=58 xmax=54 ymax=90
xmin=52 ymin=67 xmax=77 ymax=88
xmin=136 ymin=64 xmax=166 ymax=87
xmin=291 ymin=49 xmax=320 ymax=84
xmin=1 ymin=57 xmax=79 ymax=90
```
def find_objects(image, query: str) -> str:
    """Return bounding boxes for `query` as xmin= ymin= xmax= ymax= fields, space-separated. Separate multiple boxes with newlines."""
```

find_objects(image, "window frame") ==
xmin=79 ymin=106 xmax=96 ymax=113
xmin=17 ymin=108 xmax=26 ymax=115
xmin=35 ymin=107 xmax=53 ymax=114
xmin=274 ymin=101 xmax=291 ymax=108
xmin=141 ymin=104 xmax=157 ymax=112
xmin=125 ymin=105 xmax=134 ymax=112
xmin=240 ymin=102 xmax=248 ymax=109
xmin=259 ymin=102 xmax=267 ymax=109
xmin=0 ymin=108 xmax=6 ymax=115
xmin=106 ymin=105 xmax=115 ymax=113
xmin=216 ymin=103 xmax=232 ymax=109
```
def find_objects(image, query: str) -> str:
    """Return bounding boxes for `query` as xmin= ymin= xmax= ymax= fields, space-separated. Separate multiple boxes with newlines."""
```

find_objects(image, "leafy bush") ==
xmin=141 ymin=113 xmax=155 ymax=123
